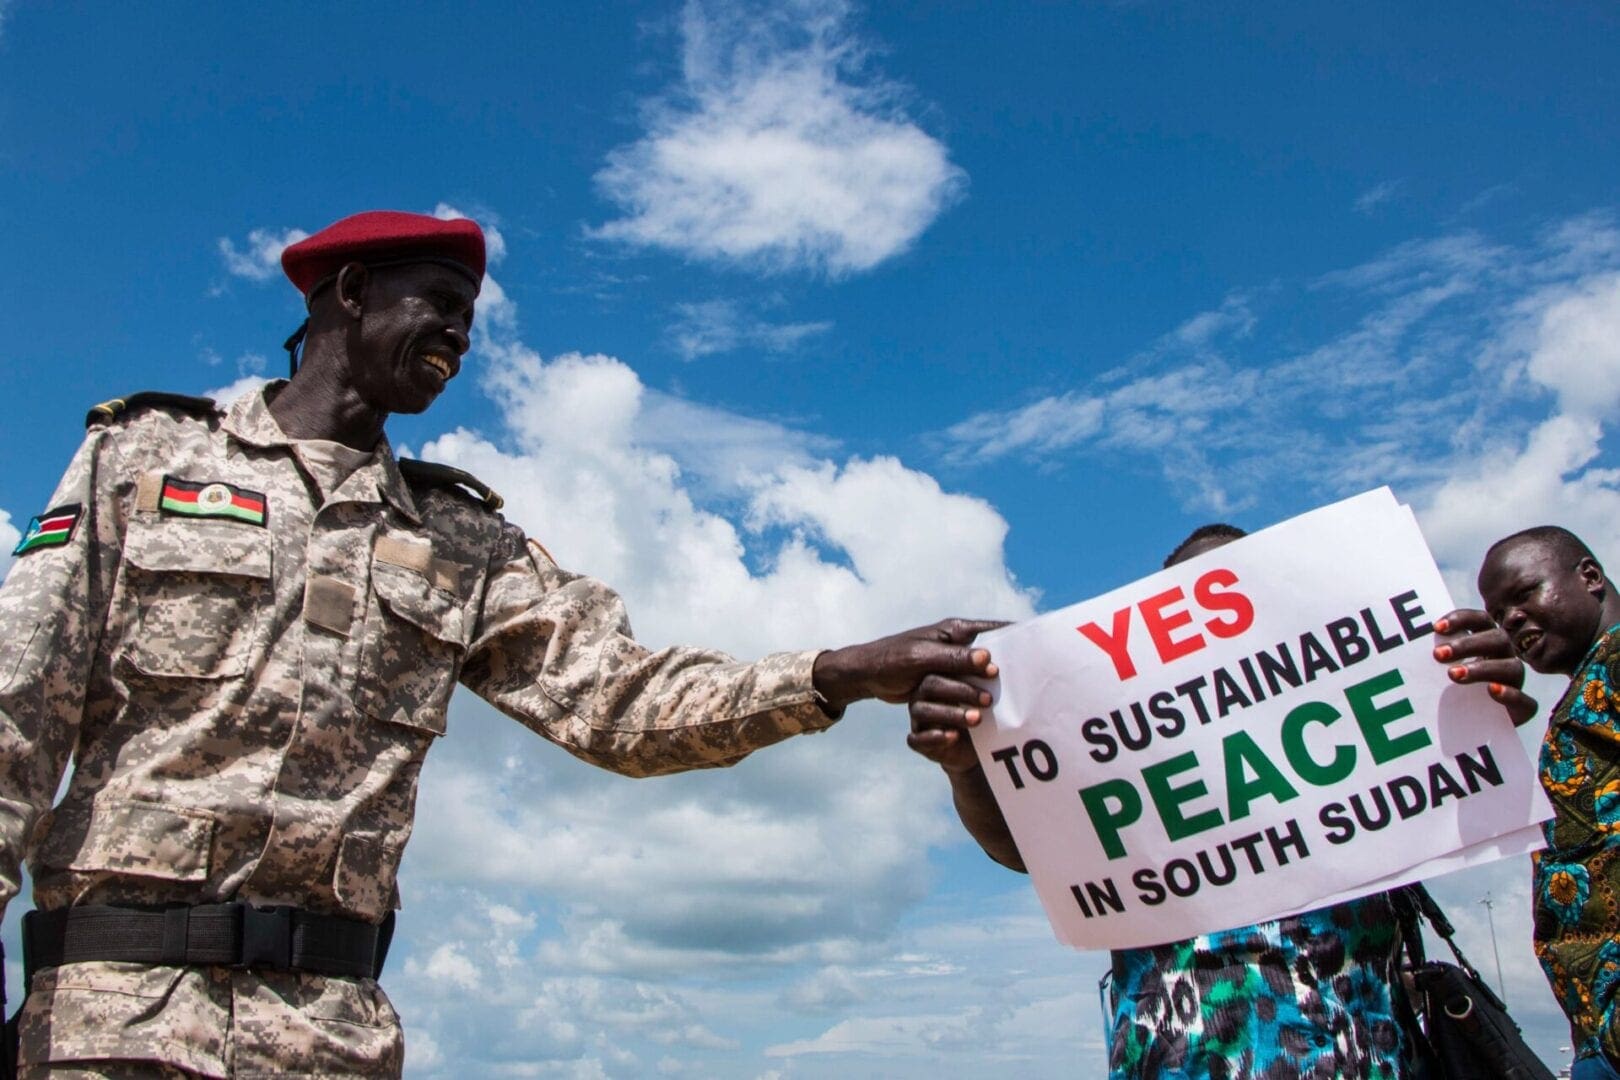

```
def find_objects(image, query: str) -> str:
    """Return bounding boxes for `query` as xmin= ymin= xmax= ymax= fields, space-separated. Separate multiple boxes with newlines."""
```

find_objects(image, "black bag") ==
xmin=1394 ymin=885 xmax=1554 ymax=1080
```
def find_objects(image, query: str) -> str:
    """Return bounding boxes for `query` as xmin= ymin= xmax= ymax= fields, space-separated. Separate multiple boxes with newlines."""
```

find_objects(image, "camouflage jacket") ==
xmin=0 ymin=385 xmax=835 ymax=925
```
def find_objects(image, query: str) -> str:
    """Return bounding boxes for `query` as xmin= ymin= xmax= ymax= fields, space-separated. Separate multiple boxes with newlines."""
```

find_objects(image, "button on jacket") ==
xmin=0 ymin=384 xmax=836 ymax=1074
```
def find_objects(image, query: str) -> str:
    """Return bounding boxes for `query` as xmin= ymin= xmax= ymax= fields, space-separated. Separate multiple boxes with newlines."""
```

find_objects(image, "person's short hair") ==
xmin=1485 ymin=525 xmax=1598 ymax=571
xmin=1164 ymin=523 xmax=1247 ymax=568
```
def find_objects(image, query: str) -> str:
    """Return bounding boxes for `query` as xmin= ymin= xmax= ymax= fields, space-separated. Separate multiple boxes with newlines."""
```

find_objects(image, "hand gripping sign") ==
xmin=972 ymin=489 xmax=1551 ymax=950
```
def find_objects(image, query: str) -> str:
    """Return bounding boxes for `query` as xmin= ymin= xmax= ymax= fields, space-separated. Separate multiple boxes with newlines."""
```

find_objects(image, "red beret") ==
xmin=281 ymin=210 xmax=485 ymax=301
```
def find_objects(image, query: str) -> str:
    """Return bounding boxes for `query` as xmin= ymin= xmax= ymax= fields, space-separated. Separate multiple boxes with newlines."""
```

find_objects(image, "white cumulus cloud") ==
xmin=592 ymin=0 xmax=965 ymax=276
xmin=1418 ymin=272 xmax=1620 ymax=574
xmin=217 ymin=227 xmax=310 ymax=282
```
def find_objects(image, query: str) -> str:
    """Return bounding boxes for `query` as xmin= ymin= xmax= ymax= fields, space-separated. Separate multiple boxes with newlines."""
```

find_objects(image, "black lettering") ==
xmin=1349 ymin=787 xmax=1391 ymax=831
xmin=1391 ymin=590 xmax=1433 ymax=640
xmin=1112 ymin=703 xmax=1153 ymax=753
xmin=990 ymin=747 xmax=1024 ymax=788
xmin=1175 ymin=676 xmax=1214 ymax=725
xmin=1299 ymin=632 xmax=1340 ymax=681
xmin=1237 ymin=656 xmax=1267 ymax=703
xmin=1070 ymin=883 xmax=1093 ymax=918
xmin=1327 ymin=617 xmax=1371 ymax=668
xmin=1428 ymin=762 xmax=1467 ymax=806
xmin=1082 ymin=717 xmax=1118 ymax=763
xmin=1071 ymin=878 xmax=1124 ymax=918
xmin=1197 ymin=844 xmax=1238 ymax=886
xmin=1266 ymin=819 xmax=1309 ymax=865
xmin=1390 ymin=776 xmax=1427 ymax=819
xmin=1457 ymin=744 xmax=1503 ymax=793
xmin=1149 ymin=691 xmax=1186 ymax=739
xmin=1212 ymin=667 xmax=1252 ymax=718
xmin=1360 ymin=606 xmax=1404 ymax=653
xmin=1088 ymin=877 xmax=1125 ymax=915
xmin=1164 ymin=858 xmax=1201 ymax=898
xmin=1133 ymin=868 xmax=1167 ymax=906
xmin=1229 ymin=831 xmax=1266 ymax=873
xmin=1257 ymin=643 xmax=1302 ymax=695
xmin=1319 ymin=801 xmax=1355 ymax=844
xmin=1023 ymin=739 xmax=1059 ymax=782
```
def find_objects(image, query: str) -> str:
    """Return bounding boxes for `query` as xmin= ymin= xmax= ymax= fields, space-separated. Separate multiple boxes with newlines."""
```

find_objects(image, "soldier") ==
xmin=0 ymin=210 xmax=999 ymax=1078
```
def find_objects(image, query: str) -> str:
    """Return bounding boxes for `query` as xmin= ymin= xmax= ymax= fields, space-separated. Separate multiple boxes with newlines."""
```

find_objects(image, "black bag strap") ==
xmin=1396 ymin=884 xmax=1477 ymax=973
xmin=1392 ymin=885 xmax=1428 ymax=968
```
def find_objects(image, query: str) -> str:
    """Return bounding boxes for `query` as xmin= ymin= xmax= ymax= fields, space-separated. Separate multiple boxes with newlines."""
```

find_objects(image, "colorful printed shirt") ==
xmin=1108 ymin=893 xmax=1423 ymax=1080
xmin=1534 ymin=623 xmax=1620 ymax=1062
xmin=0 ymin=385 xmax=838 ymax=1075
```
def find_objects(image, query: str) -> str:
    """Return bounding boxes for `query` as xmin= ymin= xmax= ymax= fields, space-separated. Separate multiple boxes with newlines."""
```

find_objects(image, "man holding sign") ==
xmin=910 ymin=498 xmax=1543 ymax=1078
xmin=1477 ymin=527 xmax=1620 ymax=1079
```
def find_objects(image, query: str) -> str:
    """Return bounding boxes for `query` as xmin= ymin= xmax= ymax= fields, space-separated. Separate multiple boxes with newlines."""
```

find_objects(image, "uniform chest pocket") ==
xmin=120 ymin=518 xmax=272 ymax=679
xmin=357 ymin=558 xmax=468 ymax=735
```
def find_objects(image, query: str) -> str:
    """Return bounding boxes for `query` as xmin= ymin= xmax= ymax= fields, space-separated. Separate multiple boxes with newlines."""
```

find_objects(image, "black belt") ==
xmin=21 ymin=903 xmax=395 ymax=987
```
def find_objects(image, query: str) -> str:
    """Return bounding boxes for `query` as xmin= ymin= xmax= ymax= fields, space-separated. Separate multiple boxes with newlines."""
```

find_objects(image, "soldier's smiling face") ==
xmin=350 ymin=262 xmax=477 ymax=415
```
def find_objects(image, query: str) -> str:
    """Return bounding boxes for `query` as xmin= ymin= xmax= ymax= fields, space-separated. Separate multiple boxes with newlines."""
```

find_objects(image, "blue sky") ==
xmin=3 ymin=1 xmax=1619 ymax=1074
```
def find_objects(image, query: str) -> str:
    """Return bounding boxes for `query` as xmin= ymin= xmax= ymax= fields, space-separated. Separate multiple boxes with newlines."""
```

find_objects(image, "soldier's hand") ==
xmin=1433 ymin=608 xmax=1538 ymax=726
xmin=813 ymin=618 xmax=1004 ymax=714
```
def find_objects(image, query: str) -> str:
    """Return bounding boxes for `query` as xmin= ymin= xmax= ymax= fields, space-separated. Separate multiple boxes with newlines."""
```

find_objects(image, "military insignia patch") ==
xmin=159 ymin=477 xmax=267 ymax=526
xmin=13 ymin=504 xmax=82 ymax=556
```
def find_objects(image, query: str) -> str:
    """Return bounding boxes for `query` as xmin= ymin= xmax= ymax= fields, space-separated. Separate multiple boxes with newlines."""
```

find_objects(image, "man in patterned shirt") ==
xmin=909 ymin=522 xmax=1530 ymax=1079
xmin=1476 ymin=525 xmax=1620 ymax=1080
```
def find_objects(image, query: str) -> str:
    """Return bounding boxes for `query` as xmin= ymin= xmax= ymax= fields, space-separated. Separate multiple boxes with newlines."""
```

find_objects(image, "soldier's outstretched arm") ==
xmin=461 ymin=529 xmax=1000 ymax=777
xmin=0 ymin=428 xmax=127 ymax=918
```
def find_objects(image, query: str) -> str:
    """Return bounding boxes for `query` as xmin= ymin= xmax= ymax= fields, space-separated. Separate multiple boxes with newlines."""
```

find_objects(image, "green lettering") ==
xmin=1347 ymin=668 xmax=1430 ymax=764
xmin=1223 ymin=730 xmax=1301 ymax=819
xmin=1078 ymin=779 xmax=1143 ymax=860
xmin=1142 ymin=751 xmax=1223 ymax=842
xmin=1281 ymin=700 xmax=1356 ymax=785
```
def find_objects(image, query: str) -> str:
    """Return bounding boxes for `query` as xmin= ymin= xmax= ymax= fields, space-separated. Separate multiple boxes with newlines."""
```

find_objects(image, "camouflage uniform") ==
xmin=0 ymin=385 xmax=837 ymax=1076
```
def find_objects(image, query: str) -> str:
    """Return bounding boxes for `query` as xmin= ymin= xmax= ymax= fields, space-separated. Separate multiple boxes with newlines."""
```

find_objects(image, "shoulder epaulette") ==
xmin=86 ymin=392 xmax=220 ymax=429
xmin=398 ymin=458 xmax=504 ymax=512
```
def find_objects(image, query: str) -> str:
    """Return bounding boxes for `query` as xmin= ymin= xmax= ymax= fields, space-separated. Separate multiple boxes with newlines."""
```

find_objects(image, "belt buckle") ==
xmin=238 ymin=905 xmax=295 ymax=971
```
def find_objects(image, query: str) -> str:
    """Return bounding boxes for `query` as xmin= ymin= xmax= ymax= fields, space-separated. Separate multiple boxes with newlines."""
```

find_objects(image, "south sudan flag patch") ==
xmin=159 ymin=477 xmax=267 ymax=527
xmin=13 ymin=504 xmax=82 ymax=556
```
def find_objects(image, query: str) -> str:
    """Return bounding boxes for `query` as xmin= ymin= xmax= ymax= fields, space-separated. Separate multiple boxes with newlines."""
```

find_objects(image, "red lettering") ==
xmin=1078 ymin=608 xmax=1137 ymax=680
xmin=1194 ymin=568 xmax=1255 ymax=639
xmin=1141 ymin=586 xmax=1205 ymax=664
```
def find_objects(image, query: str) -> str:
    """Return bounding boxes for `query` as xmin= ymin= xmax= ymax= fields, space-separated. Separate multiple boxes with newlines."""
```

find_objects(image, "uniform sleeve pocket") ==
xmin=120 ymin=518 xmax=272 ymax=679
xmin=34 ymin=799 xmax=214 ymax=882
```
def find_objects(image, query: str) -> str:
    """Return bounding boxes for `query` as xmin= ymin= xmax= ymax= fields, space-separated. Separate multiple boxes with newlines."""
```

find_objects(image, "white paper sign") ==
xmin=972 ymin=489 xmax=1553 ymax=950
